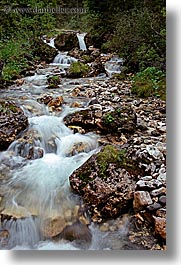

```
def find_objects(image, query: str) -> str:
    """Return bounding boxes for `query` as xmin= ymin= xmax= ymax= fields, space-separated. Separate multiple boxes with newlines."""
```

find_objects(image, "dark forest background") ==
xmin=0 ymin=0 xmax=166 ymax=98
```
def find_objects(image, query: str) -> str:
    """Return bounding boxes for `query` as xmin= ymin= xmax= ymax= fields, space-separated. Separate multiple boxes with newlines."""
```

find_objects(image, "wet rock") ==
xmin=48 ymin=96 xmax=64 ymax=111
xmin=37 ymin=95 xmax=53 ymax=105
xmin=68 ymin=125 xmax=85 ymax=134
xmin=0 ymin=100 xmax=28 ymax=151
xmin=133 ymin=191 xmax=153 ymax=212
xmin=64 ymin=109 xmax=96 ymax=131
xmin=42 ymin=216 xmax=67 ymax=238
xmin=1 ymin=205 xmax=38 ymax=219
xmin=154 ymin=217 xmax=166 ymax=240
xmin=47 ymin=75 xmax=61 ymax=88
xmin=147 ymin=203 xmax=162 ymax=211
xmin=0 ymin=229 xmax=9 ymax=246
xmin=66 ymin=142 xmax=92 ymax=157
xmin=54 ymin=32 xmax=79 ymax=51
xmin=61 ymin=221 xmax=92 ymax=245
xmin=70 ymin=102 xmax=81 ymax=108
xmin=159 ymin=196 xmax=166 ymax=205
xmin=27 ymin=146 xmax=44 ymax=160
xmin=8 ymin=129 xmax=43 ymax=159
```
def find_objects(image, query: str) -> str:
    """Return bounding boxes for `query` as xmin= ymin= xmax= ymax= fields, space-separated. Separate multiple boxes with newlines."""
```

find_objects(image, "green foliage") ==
xmin=0 ymin=39 xmax=30 ymax=80
xmin=0 ymin=100 xmax=18 ymax=113
xmin=104 ymin=113 xmax=115 ymax=124
xmin=104 ymin=7 xmax=166 ymax=72
xmin=97 ymin=145 xmax=126 ymax=178
xmin=0 ymin=0 xmax=57 ymax=81
xmin=82 ymin=55 xmax=92 ymax=63
xmin=69 ymin=61 xmax=90 ymax=77
xmin=47 ymin=75 xmax=61 ymax=88
xmin=131 ymin=67 xmax=166 ymax=99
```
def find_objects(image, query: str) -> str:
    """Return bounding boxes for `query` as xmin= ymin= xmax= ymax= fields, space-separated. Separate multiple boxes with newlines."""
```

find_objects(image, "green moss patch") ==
xmin=68 ymin=62 xmax=90 ymax=78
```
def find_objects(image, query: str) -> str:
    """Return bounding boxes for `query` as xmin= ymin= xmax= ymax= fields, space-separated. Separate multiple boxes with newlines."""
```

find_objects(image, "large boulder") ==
xmin=54 ymin=32 xmax=79 ymax=51
xmin=0 ymin=100 xmax=28 ymax=151
xmin=70 ymin=145 xmax=144 ymax=222
xmin=32 ymin=38 xmax=57 ymax=63
xmin=64 ymin=104 xmax=137 ymax=136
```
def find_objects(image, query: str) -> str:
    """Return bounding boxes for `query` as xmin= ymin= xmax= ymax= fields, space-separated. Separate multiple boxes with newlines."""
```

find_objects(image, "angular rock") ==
xmin=102 ymin=105 xmax=137 ymax=135
xmin=133 ymin=191 xmax=153 ymax=212
xmin=37 ymin=95 xmax=53 ymax=105
xmin=64 ymin=104 xmax=137 ymax=136
xmin=157 ymin=173 xmax=166 ymax=186
xmin=8 ymin=129 xmax=43 ymax=159
xmin=48 ymin=96 xmax=64 ymax=111
xmin=154 ymin=217 xmax=166 ymax=240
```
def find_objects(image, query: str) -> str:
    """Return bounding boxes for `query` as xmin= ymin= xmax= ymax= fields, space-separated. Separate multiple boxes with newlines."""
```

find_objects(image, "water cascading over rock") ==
xmin=53 ymin=52 xmax=77 ymax=66
xmin=105 ymin=56 xmax=123 ymax=76
xmin=76 ymin=33 xmax=87 ymax=51
xmin=0 ymin=111 xmax=99 ymax=248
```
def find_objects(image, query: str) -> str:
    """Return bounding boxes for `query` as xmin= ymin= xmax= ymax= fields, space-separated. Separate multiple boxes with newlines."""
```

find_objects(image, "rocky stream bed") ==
xmin=0 ymin=33 xmax=166 ymax=250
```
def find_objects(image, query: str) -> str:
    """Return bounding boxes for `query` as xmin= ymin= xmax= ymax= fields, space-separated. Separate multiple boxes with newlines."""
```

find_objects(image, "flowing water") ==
xmin=76 ymin=33 xmax=87 ymax=51
xmin=105 ymin=56 xmax=123 ymax=76
xmin=0 ymin=38 xmax=136 ymax=251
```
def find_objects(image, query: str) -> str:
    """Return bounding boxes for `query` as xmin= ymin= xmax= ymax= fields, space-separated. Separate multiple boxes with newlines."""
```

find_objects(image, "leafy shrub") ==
xmin=0 ymin=39 xmax=29 ymax=80
xmin=101 ymin=7 xmax=166 ymax=73
xmin=131 ymin=67 xmax=166 ymax=99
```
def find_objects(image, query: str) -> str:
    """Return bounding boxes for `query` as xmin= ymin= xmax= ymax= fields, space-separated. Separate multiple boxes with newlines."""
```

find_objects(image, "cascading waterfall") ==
xmin=42 ymin=37 xmax=56 ymax=49
xmin=76 ymin=33 xmax=87 ymax=51
xmin=52 ymin=52 xmax=77 ymax=66
xmin=0 ymin=111 xmax=99 ymax=249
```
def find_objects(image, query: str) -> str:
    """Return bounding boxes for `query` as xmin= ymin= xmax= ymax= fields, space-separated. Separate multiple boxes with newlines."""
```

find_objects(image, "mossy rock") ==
xmin=68 ymin=62 xmax=90 ymax=78
xmin=47 ymin=75 xmax=61 ymax=89
xmin=54 ymin=32 xmax=79 ymax=51
xmin=69 ymin=145 xmax=144 ymax=222
xmin=102 ymin=106 xmax=137 ymax=135
xmin=32 ymin=38 xmax=57 ymax=63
